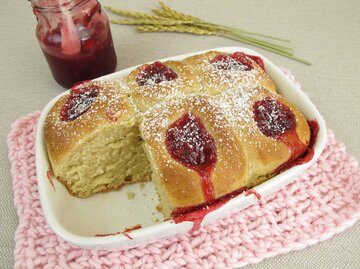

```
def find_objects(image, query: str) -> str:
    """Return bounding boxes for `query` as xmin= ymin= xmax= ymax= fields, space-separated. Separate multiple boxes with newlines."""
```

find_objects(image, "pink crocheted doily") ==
xmin=7 ymin=72 xmax=360 ymax=269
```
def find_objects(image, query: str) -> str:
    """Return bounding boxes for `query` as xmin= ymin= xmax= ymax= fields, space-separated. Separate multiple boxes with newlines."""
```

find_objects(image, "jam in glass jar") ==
xmin=31 ymin=0 xmax=117 ymax=88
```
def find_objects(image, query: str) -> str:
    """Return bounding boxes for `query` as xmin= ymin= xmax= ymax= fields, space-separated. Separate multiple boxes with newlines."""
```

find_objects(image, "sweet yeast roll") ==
xmin=219 ymin=86 xmax=311 ymax=186
xmin=183 ymin=51 xmax=276 ymax=95
xmin=126 ymin=60 xmax=200 ymax=112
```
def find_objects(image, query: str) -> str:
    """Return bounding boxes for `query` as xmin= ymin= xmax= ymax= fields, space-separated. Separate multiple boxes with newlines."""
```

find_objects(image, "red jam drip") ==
xmin=136 ymin=61 xmax=178 ymax=86
xmin=210 ymin=52 xmax=265 ymax=71
xmin=95 ymin=224 xmax=142 ymax=239
xmin=307 ymin=120 xmax=320 ymax=149
xmin=277 ymin=127 xmax=308 ymax=169
xmin=46 ymin=168 xmax=56 ymax=191
xmin=60 ymin=82 xmax=100 ymax=121
xmin=245 ymin=189 xmax=262 ymax=200
xmin=275 ymin=120 xmax=319 ymax=173
xmin=172 ymin=187 xmax=248 ymax=232
xmin=165 ymin=112 xmax=217 ymax=201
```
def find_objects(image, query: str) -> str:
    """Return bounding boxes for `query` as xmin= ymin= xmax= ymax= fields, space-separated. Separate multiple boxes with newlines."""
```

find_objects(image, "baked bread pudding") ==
xmin=44 ymin=51 xmax=313 ymax=218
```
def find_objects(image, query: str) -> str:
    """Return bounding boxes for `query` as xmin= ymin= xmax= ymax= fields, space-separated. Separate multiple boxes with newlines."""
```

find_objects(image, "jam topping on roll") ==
xmin=136 ymin=61 xmax=178 ymax=86
xmin=165 ymin=112 xmax=217 ymax=201
xmin=210 ymin=52 xmax=265 ymax=71
xmin=253 ymin=97 xmax=308 ymax=170
xmin=60 ymin=82 xmax=100 ymax=122
xmin=253 ymin=97 xmax=296 ymax=137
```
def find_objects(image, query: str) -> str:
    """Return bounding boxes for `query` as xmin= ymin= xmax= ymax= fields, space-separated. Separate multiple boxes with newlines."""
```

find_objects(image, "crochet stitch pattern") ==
xmin=7 ymin=71 xmax=360 ymax=269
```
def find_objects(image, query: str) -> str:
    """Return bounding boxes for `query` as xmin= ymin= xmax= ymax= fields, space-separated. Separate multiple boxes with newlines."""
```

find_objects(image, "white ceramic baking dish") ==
xmin=36 ymin=47 xmax=327 ymax=250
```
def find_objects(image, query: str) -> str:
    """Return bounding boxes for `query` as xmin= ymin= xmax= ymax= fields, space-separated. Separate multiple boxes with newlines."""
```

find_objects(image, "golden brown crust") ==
xmin=126 ymin=60 xmax=201 ymax=112
xmin=183 ymin=51 xmax=276 ymax=95
xmin=140 ymin=94 xmax=248 ymax=210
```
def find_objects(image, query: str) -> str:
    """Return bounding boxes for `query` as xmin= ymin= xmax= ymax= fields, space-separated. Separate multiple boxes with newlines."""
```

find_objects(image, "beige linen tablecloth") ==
xmin=1 ymin=0 xmax=359 ymax=268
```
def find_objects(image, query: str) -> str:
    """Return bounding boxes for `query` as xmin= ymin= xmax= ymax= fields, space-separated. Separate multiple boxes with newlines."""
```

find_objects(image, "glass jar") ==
xmin=31 ymin=0 xmax=117 ymax=88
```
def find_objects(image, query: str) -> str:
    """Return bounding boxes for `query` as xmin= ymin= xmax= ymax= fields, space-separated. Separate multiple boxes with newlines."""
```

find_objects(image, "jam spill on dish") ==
xmin=46 ymin=168 xmax=56 ymax=191
xmin=95 ymin=224 xmax=142 ymax=239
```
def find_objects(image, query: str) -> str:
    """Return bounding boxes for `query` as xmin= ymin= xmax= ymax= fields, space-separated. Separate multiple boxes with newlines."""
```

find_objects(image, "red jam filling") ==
xmin=253 ymin=97 xmax=296 ymax=138
xmin=60 ymin=82 xmax=100 ymax=121
xmin=241 ymin=53 xmax=265 ymax=71
xmin=136 ymin=61 xmax=178 ymax=86
xmin=210 ymin=52 xmax=265 ymax=71
xmin=165 ymin=112 xmax=217 ymax=201
xmin=275 ymin=120 xmax=319 ymax=173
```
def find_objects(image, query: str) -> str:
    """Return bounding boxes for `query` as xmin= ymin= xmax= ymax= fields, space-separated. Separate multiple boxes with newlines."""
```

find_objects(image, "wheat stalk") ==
xmin=155 ymin=2 xmax=290 ymax=43
xmin=157 ymin=2 xmax=290 ymax=43
xmin=111 ymin=19 xmax=189 ymax=26
xmin=105 ymin=6 xmax=164 ymax=20
xmin=137 ymin=25 xmax=219 ymax=36
xmin=106 ymin=1 xmax=311 ymax=65
xmin=155 ymin=2 xmax=201 ymax=22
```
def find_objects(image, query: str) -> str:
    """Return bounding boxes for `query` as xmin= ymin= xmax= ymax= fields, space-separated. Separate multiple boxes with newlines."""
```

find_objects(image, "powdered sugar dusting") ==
xmin=141 ymin=94 xmax=231 ymax=141
xmin=137 ymin=75 xmax=193 ymax=98
xmin=135 ymin=61 xmax=178 ymax=86
xmin=140 ymin=93 xmax=243 ymax=171
xmin=253 ymin=97 xmax=296 ymax=137
xmin=45 ymin=80 xmax=134 ymax=152
xmin=140 ymin=93 xmax=245 ymax=185
xmin=217 ymin=86 xmax=261 ymax=140
xmin=184 ymin=51 xmax=269 ymax=96
xmin=127 ymin=61 xmax=199 ymax=111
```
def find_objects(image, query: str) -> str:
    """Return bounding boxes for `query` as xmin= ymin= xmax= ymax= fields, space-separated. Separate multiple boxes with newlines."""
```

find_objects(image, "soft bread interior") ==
xmin=141 ymin=144 xmax=173 ymax=218
xmin=55 ymin=120 xmax=151 ymax=198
